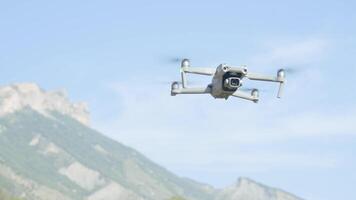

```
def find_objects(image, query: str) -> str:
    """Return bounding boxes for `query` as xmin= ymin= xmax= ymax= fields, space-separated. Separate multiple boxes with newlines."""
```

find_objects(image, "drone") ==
xmin=171 ymin=59 xmax=286 ymax=103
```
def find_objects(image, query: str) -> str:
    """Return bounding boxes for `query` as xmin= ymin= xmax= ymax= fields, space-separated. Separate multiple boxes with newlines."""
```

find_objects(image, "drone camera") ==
xmin=224 ymin=77 xmax=241 ymax=90
xmin=230 ymin=78 xmax=241 ymax=87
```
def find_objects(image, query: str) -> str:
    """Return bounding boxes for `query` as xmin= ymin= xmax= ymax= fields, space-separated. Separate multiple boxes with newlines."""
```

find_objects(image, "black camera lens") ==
xmin=230 ymin=78 xmax=240 ymax=86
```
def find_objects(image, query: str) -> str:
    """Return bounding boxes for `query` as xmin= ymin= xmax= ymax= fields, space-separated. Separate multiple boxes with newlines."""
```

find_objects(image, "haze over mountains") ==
xmin=0 ymin=83 xmax=303 ymax=200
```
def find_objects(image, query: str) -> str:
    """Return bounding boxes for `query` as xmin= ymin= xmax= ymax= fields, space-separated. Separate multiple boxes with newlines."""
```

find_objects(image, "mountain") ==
xmin=216 ymin=178 xmax=302 ymax=200
xmin=0 ymin=189 xmax=21 ymax=200
xmin=0 ymin=83 xmax=303 ymax=200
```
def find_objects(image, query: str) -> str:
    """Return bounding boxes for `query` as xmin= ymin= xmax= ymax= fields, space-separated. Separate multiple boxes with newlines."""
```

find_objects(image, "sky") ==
xmin=0 ymin=1 xmax=356 ymax=199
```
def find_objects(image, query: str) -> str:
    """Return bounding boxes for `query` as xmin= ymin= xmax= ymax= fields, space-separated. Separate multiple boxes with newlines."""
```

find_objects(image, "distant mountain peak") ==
xmin=0 ymin=83 xmax=90 ymax=125
xmin=216 ymin=177 xmax=302 ymax=200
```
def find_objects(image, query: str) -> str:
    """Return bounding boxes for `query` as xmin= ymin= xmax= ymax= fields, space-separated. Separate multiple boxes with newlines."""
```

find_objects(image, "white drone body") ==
xmin=171 ymin=59 xmax=286 ymax=103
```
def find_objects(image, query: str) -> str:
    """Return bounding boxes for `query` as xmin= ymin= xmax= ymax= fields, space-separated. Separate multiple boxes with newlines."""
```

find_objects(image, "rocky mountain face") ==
xmin=0 ymin=83 xmax=90 ymax=125
xmin=0 ymin=83 xmax=303 ymax=200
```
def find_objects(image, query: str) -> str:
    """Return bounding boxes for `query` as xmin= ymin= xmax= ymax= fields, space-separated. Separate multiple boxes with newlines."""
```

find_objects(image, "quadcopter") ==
xmin=171 ymin=59 xmax=286 ymax=103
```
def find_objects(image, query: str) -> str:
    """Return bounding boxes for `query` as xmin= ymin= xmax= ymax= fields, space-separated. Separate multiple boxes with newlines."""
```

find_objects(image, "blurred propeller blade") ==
xmin=159 ymin=56 xmax=193 ymax=65
xmin=169 ymin=57 xmax=182 ymax=63
xmin=164 ymin=57 xmax=189 ymax=64
xmin=283 ymin=67 xmax=300 ymax=75
xmin=152 ymin=80 xmax=204 ymax=85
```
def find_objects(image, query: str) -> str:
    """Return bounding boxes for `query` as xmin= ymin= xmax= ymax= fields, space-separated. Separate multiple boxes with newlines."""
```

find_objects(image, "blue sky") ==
xmin=1 ymin=1 xmax=356 ymax=199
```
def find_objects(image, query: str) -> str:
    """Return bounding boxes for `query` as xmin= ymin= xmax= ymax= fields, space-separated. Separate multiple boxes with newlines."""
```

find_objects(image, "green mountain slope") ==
xmin=0 ymin=189 xmax=22 ymax=200
xmin=0 ymin=108 xmax=216 ymax=200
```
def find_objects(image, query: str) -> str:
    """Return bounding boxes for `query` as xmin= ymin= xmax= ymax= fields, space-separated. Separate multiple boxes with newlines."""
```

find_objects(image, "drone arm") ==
xmin=183 ymin=67 xmax=215 ymax=76
xmin=246 ymin=69 xmax=286 ymax=98
xmin=231 ymin=90 xmax=259 ymax=103
xmin=180 ymin=67 xmax=214 ymax=88
xmin=171 ymin=83 xmax=211 ymax=96
xmin=246 ymin=73 xmax=279 ymax=82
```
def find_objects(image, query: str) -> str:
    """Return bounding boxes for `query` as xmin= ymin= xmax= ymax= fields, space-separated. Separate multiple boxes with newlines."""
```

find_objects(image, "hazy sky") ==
xmin=1 ymin=1 xmax=356 ymax=199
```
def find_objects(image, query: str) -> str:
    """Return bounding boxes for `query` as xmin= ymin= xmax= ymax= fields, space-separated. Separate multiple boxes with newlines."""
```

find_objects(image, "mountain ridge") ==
xmin=216 ymin=177 xmax=303 ymax=200
xmin=0 ymin=83 xmax=90 ymax=125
